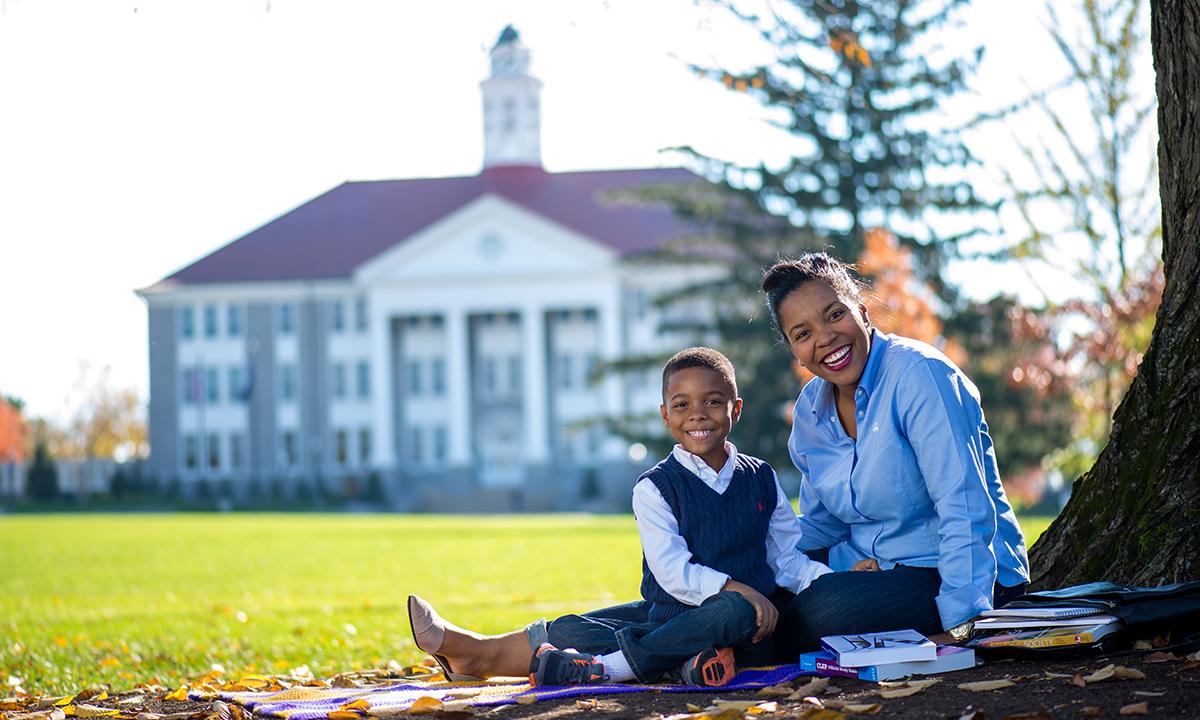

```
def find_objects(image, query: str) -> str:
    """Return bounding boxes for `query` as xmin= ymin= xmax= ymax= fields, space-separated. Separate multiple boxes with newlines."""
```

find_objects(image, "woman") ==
xmin=760 ymin=253 xmax=1030 ymax=661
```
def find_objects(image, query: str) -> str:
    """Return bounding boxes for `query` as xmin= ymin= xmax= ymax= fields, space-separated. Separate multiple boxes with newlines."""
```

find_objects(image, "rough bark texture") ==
xmin=1028 ymin=0 xmax=1200 ymax=590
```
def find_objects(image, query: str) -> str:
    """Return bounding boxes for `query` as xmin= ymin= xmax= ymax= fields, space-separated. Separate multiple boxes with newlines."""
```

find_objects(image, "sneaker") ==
xmin=528 ymin=643 xmax=609 ymax=686
xmin=677 ymin=647 xmax=736 ymax=687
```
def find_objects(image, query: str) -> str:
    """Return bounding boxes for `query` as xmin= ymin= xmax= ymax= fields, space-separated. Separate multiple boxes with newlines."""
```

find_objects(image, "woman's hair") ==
xmin=760 ymin=253 xmax=865 ymax=337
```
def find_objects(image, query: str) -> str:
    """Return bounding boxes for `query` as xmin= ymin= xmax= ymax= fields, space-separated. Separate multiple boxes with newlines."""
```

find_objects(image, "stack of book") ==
xmin=966 ymin=606 xmax=1122 ymax=650
xmin=800 ymin=629 xmax=977 ymax=681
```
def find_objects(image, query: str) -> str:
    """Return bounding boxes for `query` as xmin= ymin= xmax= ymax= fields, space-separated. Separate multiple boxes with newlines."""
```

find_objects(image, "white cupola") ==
xmin=480 ymin=25 xmax=543 ymax=169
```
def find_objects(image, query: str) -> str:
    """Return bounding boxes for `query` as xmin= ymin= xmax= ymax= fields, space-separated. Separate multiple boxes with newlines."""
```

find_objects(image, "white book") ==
xmin=820 ymin=629 xmax=937 ymax=667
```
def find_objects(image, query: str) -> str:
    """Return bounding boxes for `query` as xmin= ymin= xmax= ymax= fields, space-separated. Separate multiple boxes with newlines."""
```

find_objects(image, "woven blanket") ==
xmin=209 ymin=666 xmax=808 ymax=720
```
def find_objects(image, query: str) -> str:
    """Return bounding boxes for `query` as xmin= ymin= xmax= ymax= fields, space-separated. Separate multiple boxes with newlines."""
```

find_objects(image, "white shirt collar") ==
xmin=671 ymin=441 xmax=738 ymax=489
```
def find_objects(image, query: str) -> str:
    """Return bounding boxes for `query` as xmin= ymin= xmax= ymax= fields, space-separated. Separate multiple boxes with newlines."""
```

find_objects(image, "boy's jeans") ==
xmin=525 ymin=591 xmax=778 ymax=683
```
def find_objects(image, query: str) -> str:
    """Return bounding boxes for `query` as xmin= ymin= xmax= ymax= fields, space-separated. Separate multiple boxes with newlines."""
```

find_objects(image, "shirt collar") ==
xmin=671 ymin=441 xmax=738 ymax=484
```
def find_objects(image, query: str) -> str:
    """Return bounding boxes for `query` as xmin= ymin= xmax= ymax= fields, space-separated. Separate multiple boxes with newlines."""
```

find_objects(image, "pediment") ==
xmin=354 ymin=194 xmax=619 ymax=283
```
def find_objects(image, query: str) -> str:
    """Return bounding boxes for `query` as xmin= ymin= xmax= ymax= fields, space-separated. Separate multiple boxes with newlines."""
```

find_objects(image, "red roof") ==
xmin=165 ymin=165 xmax=701 ymax=284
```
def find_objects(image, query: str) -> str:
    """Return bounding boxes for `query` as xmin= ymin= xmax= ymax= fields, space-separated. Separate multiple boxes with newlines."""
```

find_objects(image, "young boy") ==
xmin=407 ymin=348 xmax=832 ymax=688
xmin=527 ymin=347 xmax=832 ymax=686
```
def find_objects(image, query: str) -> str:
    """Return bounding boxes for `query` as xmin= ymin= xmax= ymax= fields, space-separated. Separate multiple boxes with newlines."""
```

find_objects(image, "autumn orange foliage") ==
xmin=0 ymin=398 xmax=30 ymax=464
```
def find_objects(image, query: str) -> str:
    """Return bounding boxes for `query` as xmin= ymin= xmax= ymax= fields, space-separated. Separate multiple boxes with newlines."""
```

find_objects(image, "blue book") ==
xmin=800 ymin=645 xmax=976 ymax=681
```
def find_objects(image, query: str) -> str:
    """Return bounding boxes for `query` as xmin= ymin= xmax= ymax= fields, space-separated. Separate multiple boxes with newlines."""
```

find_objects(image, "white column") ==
xmin=522 ymin=304 xmax=549 ymax=463
xmin=369 ymin=299 xmax=394 ymax=467
xmin=445 ymin=309 xmax=473 ymax=465
xmin=599 ymin=280 xmax=626 ymax=420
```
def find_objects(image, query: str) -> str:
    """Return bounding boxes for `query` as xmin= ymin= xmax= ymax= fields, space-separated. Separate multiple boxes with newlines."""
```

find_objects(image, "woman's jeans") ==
xmin=772 ymin=566 xmax=1028 ymax=662
xmin=524 ymin=590 xmax=790 ymax=683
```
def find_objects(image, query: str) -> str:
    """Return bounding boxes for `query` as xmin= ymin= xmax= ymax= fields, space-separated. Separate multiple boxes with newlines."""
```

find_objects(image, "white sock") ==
xmin=596 ymin=651 xmax=635 ymax=682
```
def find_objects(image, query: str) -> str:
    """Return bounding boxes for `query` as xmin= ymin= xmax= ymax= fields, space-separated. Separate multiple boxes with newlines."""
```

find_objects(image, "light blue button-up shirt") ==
xmin=788 ymin=329 xmax=1030 ymax=629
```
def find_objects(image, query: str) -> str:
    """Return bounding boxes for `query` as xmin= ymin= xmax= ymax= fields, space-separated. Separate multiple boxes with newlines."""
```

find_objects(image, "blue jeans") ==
xmin=525 ymin=591 xmax=772 ymax=683
xmin=772 ymin=566 xmax=1028 ymax=663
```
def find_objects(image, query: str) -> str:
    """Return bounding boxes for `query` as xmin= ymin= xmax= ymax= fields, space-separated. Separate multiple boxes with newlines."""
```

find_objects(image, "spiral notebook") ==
xmin=980 ymin=606 xmax=1105 ymax=619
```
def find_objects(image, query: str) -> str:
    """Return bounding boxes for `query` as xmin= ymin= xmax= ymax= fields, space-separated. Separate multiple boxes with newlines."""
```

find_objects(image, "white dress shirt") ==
xmin=632 ymin=442 xmax=832 ymax=607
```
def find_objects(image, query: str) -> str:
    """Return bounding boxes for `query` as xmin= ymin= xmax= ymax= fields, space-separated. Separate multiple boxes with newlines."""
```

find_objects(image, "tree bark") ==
xmin=1028 ymin=0 xmax=1200 ymax=589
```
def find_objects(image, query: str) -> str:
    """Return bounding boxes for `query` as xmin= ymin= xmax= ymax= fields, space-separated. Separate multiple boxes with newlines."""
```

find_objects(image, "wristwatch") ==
xmin=947 ymin=620 xmax=975 ymax=643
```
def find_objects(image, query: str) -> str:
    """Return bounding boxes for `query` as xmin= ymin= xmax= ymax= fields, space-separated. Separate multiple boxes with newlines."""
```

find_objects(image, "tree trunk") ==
xmin=1028 ymin=0 xmax=1200 ymax=589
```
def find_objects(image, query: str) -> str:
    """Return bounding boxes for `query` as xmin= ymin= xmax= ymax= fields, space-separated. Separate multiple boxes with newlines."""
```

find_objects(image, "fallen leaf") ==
xmin=958 ymin=679 xmax=1014 ymax=692
xmin=72 ymin=705 xmax=118 ymax=718
xmin=513 ymin=696 xmax=537 ymax=706
xmin=756 ymin=684 xmax=793 ymax=697
xmin=1144 ymin=652 xmax=1179 ymax=663
xmin=342 ymin=700 xmax=371 ymax=711
xmin=1045 ymin=671 xmax=1074 ymax=678
xmin=1082 ymin=665 xmax=1142 ymax=682
xmin=1069 ymin=675 xmax=1087 ymax=687
xmin=1078 ymin=709 xmax=1101 ymax=717
xmin=957 ymin=711 xmax=984 ymax=720
xmin=1131 ymin=691 xmax=1165 ymax=697
xmin=1180 ymin=661 xmax=1200 ymax=671
xmin=879 ymin=687 xmax=924 ymax=698
xmin=711 ymin=700 xmax=765 ymax=711
xmin=328 ymin=712 xmax=363 ymax=720
xmin=163 ymin=689 xmax=188 ymax=703
xmin=802 ymin=697 xmax=823 ymax=707
xmin=116 ymin=697 xmax=145 ymax=705
xmin=786 ymin=677 xmax=830 ymax=700
xmin=1133 ymin=640 xmax=1154 ymax=651
xmin=134 ymin=714 xmax=164 ymax=720
xmin=407 ymin=697 xmax=445 ymax=714
xmin=1152 ymin=634 xmax=1171 ymax=648
xmin=1118 ymin=702 xmax=1150 ymax=715
xmin=794 ymin=710 xmax=844 ymax=720
xmin=880 ymin=678 xmax=940 ymax=690
xmin=821 ymin=701 xmax=880 ymax=715
xmin=574 ymin=699 xmax=596 ymax=709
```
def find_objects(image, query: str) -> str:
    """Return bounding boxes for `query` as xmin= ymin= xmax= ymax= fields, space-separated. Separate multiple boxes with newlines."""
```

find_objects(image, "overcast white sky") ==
xmin=0 ymin=0 xmax=1154 ymax=422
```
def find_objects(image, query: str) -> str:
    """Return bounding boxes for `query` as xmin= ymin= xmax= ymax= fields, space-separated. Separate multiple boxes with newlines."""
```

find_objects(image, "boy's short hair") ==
xmin=661 ymin=347 xmax=738 ymax=400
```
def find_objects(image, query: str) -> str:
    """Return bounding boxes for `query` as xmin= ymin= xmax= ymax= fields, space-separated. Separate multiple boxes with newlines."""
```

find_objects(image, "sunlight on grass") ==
xmin=0 ymin=514 xmax=642 ymax=695
xmin=2 ymin=511 xmax=1059 ymax=695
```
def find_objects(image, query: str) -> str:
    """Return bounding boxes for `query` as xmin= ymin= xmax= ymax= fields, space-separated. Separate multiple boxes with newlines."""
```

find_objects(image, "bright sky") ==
xmin=0 ymin=0 xmax=1151 ymax=422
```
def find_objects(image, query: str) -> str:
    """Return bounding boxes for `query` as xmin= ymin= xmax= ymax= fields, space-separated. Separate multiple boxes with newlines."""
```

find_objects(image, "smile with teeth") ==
xmin=822 ymin=344 xmax=851 ymax=368
xmin=688 ymin=429 xmax=714 ymax=439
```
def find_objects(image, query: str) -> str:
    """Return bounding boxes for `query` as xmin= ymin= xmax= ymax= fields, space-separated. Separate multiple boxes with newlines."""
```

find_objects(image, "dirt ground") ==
xmin=19 ymin=650 xmax=1198 ymax=720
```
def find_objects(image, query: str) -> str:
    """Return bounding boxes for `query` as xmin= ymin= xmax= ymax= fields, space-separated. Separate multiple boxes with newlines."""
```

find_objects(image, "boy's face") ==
xmin=660 ymin=366 xmax=742 ymax=471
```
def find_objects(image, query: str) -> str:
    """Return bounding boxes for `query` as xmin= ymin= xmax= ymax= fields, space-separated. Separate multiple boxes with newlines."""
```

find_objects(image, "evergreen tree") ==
xmin=687 ymin=0 xmax=989 ymax=281
xmin=26 ymin=442 xmax=58 ymax=502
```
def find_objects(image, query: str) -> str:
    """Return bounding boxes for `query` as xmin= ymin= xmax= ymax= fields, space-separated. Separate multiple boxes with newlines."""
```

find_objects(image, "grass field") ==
xmin=0 ymin=513 xmax=1055 ymax=696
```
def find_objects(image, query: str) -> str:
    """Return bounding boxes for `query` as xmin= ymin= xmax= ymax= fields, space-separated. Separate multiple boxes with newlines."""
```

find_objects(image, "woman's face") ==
xmin=776 ymin=279 xmax=872 ymax=397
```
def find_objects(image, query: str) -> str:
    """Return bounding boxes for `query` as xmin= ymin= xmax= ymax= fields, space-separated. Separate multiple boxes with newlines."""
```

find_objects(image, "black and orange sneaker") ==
xmin=528 ymin=643 xmax=609 ymax=687
xmin=677 ymin=647 xmax=736 ymax=687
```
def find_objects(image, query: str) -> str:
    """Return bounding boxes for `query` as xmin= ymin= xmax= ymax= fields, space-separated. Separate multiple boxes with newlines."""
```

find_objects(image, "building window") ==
xmin=228 ymin=366 xmax=243 ymax=404
xmin=434 ymin=425 xmax=448 ymax=463
xmin=331 ymin=301 xmax=344 ymax=333
xmin=408 ymin=359 xmax=422 ymax=395
xmin=410 ymin=426 xmax=423 ymax=465
xmin=204 ymin=305 xmax=218 ymax=339
xmin=227 ymin=306 xmax=243 ymax=337
xmin=354 ymin=297 xmax=368 ymax=333
xmin=559 ymin=354 xmax=573 ymax=389
xmin=583 ymin=354 xmax=599 ymax=386
xmin=431 ymin=358 xmax=446 ymax=396
xmin=332 ymin=363 xmax=346 ymax=399
xmin=184 ymin=435 xmax=198 ymax=469
xmin=281 ymin=431 xmax=297 ymax=467
xmin=281 ymin=364 xmax=296 ymax=401
xmin=356 ymin=361 xmax=370 ymax=399
xmin=279 ymin=303 xmax=294 ymax=335
xmin=336 ymin=429 xmax=348 ymax=465
xmin=358 ymin=427 xmax=371 ymax=463
xmin=206 ymin=367 xmax=220 ymax=404
xmin=229 ymin=432 xmax=244 ymax=469
xmin=508 ymin=356 xmax=521 ymax=393
xmin=207 ymin=433 xmax=220 ymax=469
xmin=182 ymin=369 xmax=196 ymax=405
xmin=482 ymin=356 xmax=497 ymax=394
xmin=181 ymin=307 xmax=195 ymax=339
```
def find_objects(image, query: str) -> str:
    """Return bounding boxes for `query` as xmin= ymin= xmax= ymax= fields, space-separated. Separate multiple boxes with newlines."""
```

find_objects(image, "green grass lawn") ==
xmin=0 ymin=512 xmax=1056 ymax=696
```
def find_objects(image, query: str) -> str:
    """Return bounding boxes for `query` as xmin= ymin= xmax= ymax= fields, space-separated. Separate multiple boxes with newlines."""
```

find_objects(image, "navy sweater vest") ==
xmin=639 ymin=453 xmax=778 ymax=622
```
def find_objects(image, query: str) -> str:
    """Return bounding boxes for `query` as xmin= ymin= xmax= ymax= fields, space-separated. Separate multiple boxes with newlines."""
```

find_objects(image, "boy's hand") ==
xmin=721 ymin=580 xmax=777 ymax=642
xmin=850 ymin=558 xmax=880 ymax=571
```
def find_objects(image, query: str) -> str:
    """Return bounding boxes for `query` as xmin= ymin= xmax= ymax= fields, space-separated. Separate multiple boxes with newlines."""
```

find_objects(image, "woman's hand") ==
xmin=850 ymin=558 xmax=880 ymax=571
xmin=722 ymin=580 xmax=778 ymax=642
